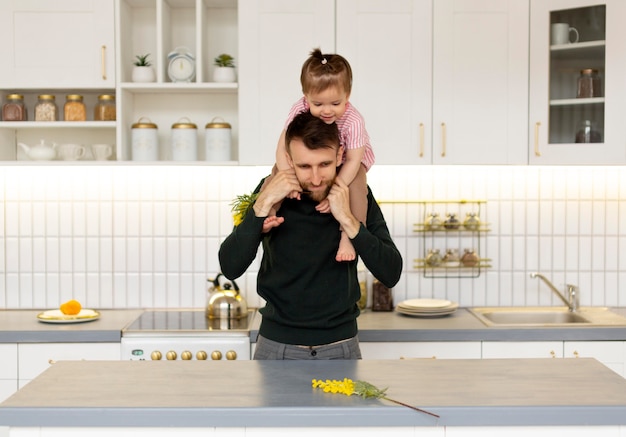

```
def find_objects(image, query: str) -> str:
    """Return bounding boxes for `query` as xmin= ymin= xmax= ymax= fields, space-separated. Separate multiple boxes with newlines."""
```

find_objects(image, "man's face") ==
xmin=286 ymin=139 xmax=343 ymax=202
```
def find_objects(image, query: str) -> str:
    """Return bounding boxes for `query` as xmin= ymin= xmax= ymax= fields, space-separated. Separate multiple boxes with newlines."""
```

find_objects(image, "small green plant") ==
xmin=214 ymin=53 xmax=235 ymax=68
xmin=134 ymin=53 xmax=152 ymax=67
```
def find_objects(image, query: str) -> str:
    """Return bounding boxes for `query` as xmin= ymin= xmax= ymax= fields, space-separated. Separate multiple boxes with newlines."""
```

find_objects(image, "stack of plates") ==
xmin=395 ymin=298 xmax=458 ymax=318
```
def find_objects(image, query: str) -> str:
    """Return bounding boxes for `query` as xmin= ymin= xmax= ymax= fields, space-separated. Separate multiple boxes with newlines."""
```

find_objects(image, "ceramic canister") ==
xmin=171 ymin=117 xmax=198 ymax=161
xmin=131 ymin=117 xmax=159 ymax=161
xmin=205 ymin=117 xmax=231 ymax=161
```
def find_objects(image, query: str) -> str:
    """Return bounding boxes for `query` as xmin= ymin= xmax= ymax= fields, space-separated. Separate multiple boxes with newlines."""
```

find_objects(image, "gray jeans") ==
xmin=253 ymin=335 xmax=362 ymax=360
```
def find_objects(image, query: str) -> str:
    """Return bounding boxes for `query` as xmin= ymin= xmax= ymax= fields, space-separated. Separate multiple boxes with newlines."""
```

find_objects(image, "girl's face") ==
xmin=305 ymin=86 xmax=349 ymax=124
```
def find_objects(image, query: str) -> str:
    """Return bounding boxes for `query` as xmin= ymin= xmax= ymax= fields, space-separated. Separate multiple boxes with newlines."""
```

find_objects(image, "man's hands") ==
xmin=327 ymin=178 xmax=360 ymax=239
xmin=254 ymin=168 xmax=302 ymax=218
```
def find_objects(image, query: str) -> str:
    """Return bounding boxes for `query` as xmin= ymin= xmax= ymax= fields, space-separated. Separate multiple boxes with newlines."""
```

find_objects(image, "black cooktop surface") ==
xmin=123 ymin=309 xmax=256 ymax=334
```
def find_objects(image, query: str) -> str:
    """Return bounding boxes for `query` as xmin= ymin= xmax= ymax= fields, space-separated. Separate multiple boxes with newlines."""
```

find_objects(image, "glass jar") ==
xmin=371 ymin=279 xmax=393 ymax=312
xmin=424 ymin=212 xmax=442 ymax=231
xmin=94 ymin=94 xmax=116 ymax=121
xmin=463 ymin=212 xmax=481 ymax=231
xmin=64 ymin=94 xmax=86 ymax=121
xmin=576 ymin=69 xmax=601 ymax=98
xmin=444 ymin=213 xmax=460 ymax=230
xmin=425 ymin=249 xmax=442 ymax=267
xmin=34 ymin=94 xmax=58 ymax=121
xmin=461 ymin=249 xmax=479 ymax=267
xmin=2 ymin=93 xmax=26 ymax=121
xmin=575 ymin=120 xmax=602 ymax=143
xmin=443 ymin=248 xmax=460 ymax=267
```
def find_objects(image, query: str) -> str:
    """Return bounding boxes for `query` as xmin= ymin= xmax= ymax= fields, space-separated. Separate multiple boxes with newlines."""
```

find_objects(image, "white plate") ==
xmin=36 ymin=309 xmax=100 ymax=324
xmin=395 ymin=307 xmax=457 ymax=318
xmin=399 ymin=298 xmax=453 ymax=309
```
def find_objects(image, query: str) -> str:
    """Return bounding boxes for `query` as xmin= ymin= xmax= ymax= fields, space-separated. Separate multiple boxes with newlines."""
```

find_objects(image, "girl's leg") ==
xmin=336 ymin=165 xmax=368 ymax=262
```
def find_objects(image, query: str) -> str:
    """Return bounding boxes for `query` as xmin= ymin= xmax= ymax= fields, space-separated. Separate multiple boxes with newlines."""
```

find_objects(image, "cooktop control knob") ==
xmin=166 ymin=350 xmax=177 ymax=360
xmin=196 ymin=351 xmax=208 ymax=360
xmin=225 ymin=350 xmax=238 ymax=360
xmin=151 ymin=351 xmax=162 ymax=360
xmin=210 ymin=350 xmax=222 ymax=360
xmin=181 ymin=350 xmax=192 ymax=360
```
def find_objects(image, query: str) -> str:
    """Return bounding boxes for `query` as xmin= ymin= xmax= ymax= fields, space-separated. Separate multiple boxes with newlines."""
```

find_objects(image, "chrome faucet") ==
xmin=529 ymin=272 xmax=579 ymax=312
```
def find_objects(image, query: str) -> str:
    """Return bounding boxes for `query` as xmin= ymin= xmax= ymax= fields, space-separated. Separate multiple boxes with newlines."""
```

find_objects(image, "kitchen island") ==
xmin=1 ymin=357 xmax=626 ymax=434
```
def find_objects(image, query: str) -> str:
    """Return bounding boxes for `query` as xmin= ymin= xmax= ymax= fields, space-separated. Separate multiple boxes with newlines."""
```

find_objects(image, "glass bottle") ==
xmin=425 ymin=249 xmax=442 ymax=267
xmin=575 ymin=120 xmax=602 ymax=143
xmin=576 ymin=69 xmax=601 ymax=98
xmin=34 ymin=94 xmax=58 ymax=121
xmin=443 ymin=248 xmax=460 ymax=267
xmin=64 ymin=94 xmax=86 ymax=121
xmin=444 ymin=213 xmax=460 ymax=230
xmin=461 ymin=249 xmax=479 ymax=267
xmin=424 ymin=212 xmax=442 ymax=231
xmin=2 ymin=93 xmax=26 ymax=121
xmin=463 ymin=212 xmax=481 ymax=231
xmin=94 ymin=94 xmax=116 ymax=121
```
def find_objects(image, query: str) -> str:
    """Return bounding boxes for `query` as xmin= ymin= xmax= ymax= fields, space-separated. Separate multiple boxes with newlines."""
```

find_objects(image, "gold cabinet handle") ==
xmin=101 ymin=45 xmax=107 ymax=81
xmin=440 ymin=122 xmax=446 ymax=157
xmin=419 ymin=122 xmax=424 ymax=157
xmin=534 ymin=122 xmax=541 ymax=156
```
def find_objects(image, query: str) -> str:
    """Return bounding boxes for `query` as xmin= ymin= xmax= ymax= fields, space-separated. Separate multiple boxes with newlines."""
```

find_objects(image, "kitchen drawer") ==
xmin=482 ymin=341 xmax=563 ymax=359
xmin=18 ymin=343 xmax=120 ymax=381
xmin=0 ymin=344 xmax=17 ymax=379
xmin=360 ymin=341 xmax=482 ymax=360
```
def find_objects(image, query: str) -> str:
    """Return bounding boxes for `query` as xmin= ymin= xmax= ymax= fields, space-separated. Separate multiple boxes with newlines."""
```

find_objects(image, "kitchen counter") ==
xmin=0 ymin=310 xmax=143 ymax=343
xmin=3 ymin=307 xmax=626 ymax=344
xmin=1 ymin=357 xmax=626 ymax=427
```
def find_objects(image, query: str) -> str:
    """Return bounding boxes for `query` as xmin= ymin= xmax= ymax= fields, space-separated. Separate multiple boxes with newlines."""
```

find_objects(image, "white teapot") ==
xmin=18 ymin=139 xmax=57 ymax=161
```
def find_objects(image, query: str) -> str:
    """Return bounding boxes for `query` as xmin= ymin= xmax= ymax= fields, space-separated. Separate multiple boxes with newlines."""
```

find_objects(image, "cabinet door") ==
xmin=0 ymin=344 xmax=18 ymax=402
xmin=564 ymin=341 xmax=625 ymax=377
xmin=238 ymin=0 xmax=335 ymax=165
xmin=18 ymin=343 xmax=120 ymax=384
xmin=529 ymin=0 xmax=626 ymax=164
xmin=432 ymin=0 xmax=528 ymax=164
xmin=336 ymin=0 xmax=432 ymax=165
xmin=360 ymin=341 xmax=482 ymax=360
xmin=482 ymin=341 xmax=563 ymax=358
xmin=0 ymin=0 xmax=115 ymax=88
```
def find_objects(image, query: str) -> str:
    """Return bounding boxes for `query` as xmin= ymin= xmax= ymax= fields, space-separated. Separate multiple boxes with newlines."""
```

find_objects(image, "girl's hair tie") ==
xmin=321 ymin=58 xmax=328 ymax=65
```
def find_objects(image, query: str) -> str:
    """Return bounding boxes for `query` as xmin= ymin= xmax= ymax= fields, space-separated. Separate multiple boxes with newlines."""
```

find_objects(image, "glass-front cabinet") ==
xmin=529 ymin=0 xmax=626 ymax=164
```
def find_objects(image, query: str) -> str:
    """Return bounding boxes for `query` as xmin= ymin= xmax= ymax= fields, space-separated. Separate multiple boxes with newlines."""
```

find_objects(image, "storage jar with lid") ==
xmin=64 ymin=94 xmax=86 ymax=121
xmin=205 ymin=117 xmax=231 ymax=161
xmin=94 ymin=94 xmax=116 ymax=121
xmin=575 ymin=119 xmax=602 ymax=143
xmin=131 ymin=117 xmax=159 ymax=161
xmin=34 ymin=95 xmax=57 ymax=121
xmin=2 ymin=94 xmax=26 ymax=121
xmin=576 ymin=69 xmax=601 ymax=98
xmin=171 ymin=117 xmax=198 ymax=161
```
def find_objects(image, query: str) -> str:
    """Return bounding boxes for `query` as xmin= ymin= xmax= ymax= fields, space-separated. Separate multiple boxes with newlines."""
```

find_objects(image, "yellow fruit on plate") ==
xmin=60 ymin=299 xmax=82 ymax=315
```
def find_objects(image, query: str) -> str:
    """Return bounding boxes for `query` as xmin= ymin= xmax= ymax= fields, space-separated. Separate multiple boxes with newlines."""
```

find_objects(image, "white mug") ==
xmin=551 ymin=23 xmax=579 ymax=45
xmin=92 ymin=144 xmax=113 ymax=161
xmin=57 ymin=144 xmax=86 ymax=161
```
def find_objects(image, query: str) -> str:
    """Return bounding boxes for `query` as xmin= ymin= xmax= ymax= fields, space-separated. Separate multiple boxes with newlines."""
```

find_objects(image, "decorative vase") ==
xmin=213 ymin=66 xmax=236 ymax=83
xmin=132 ymin=66 xmax=156 ymax=83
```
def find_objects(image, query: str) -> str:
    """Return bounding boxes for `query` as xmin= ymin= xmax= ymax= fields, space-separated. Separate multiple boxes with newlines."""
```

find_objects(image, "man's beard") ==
xmin=301 ymin=176 xmax=335 ymax=203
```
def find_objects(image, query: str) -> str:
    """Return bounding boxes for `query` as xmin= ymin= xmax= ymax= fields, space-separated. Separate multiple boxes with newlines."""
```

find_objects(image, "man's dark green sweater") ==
xmin=219 ymin=183 xmax=402 ymax=346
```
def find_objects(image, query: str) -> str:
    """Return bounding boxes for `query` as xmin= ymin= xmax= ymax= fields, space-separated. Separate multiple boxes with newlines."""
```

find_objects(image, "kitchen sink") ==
xmin=468 ymin=306 xmax=626 ymax=327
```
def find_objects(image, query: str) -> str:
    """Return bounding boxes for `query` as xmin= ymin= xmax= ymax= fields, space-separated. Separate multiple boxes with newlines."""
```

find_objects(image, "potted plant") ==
xmin=213 ymin=53 xmax=236 ymax=83
xmin=132 ymin=53 xmax=156 ymax=83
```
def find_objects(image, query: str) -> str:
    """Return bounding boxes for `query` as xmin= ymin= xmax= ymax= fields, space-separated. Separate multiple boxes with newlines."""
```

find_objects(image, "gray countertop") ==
xmin=1 ymin=357 xmax=626 ymax=427
xmin=0 ymin=310 xmax=144 ymax=342
xmin=3 ymin=307 xmax=626 ymax=343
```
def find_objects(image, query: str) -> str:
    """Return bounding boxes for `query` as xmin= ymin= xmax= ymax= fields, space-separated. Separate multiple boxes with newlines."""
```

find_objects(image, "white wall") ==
xmin=0 ymin=164 xmax=624 ymax=310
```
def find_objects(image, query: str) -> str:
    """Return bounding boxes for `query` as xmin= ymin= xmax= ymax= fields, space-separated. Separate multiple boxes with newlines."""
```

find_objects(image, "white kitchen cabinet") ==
xmin=481 ymin=341 xmax=563 ymax=359
xmin=0 ymin=0 xmax=115 ymax=89
xmin=336 ymin=0 xmax=528 ymax=165
xmin=238 ymin=0 xmax=335 ymax=165
xmin=0 ymin=344 xmax=18 ymax=402
xmin=360 ymin=341 xmax=482 ymax=360
xmin=564 ymin=341 xmax=625 ymax=377
xmin=528 ymin=0 xmax=626 ymax=164
xmin=17 ymin=342 xmax=120 ymax=388
xmin=336 ymin=0 xmax=432 ymax=165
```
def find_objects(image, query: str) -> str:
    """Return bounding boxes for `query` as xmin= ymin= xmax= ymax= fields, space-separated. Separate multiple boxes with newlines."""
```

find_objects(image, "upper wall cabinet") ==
xmin=0 ymin=0 xmax=115 ymax=88
xmin=529 ymin=0 xmax=626 ymax=164
xmin=238 ymin=0 xmax=335 ymax=165
xmin=337 ymin=0 xmax=529 ymax=165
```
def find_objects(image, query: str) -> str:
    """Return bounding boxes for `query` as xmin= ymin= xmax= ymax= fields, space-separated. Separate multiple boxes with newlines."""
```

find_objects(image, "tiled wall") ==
xmin=1 ymin=165 xmax=624 ymax=309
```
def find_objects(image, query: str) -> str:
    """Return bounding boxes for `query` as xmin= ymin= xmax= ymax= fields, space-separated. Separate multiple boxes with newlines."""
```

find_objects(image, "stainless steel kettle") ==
xmin=206 ymin=273 xmax=248 ymax=319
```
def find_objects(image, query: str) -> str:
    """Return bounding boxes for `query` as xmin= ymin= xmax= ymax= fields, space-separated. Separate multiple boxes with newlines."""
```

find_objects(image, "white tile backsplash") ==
xmin=0 ymin=164 xmax=625 ymax=309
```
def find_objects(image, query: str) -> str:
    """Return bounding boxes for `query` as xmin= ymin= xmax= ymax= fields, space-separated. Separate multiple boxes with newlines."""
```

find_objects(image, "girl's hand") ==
xmin=315 ymin=198 xmax=331 ymax=213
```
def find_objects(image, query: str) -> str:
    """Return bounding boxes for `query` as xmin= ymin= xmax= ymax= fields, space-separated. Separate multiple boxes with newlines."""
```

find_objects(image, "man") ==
xmin=219 ymin=111 xmax=402 ymax=359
